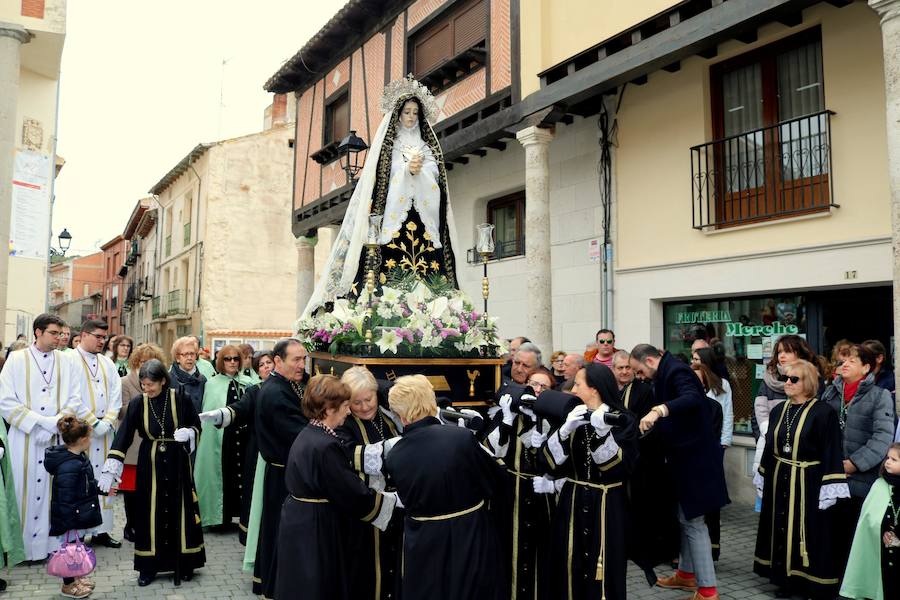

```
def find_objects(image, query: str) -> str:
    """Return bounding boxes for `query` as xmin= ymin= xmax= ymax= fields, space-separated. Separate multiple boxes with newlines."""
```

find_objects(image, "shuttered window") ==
xmin=412 ymin=0 xmax=487 ymax=80
xmin=324 ymin=91 xmax=349 ymax=146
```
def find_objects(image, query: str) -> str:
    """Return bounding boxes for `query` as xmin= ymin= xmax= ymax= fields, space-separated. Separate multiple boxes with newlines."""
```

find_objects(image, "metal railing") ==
xmin=690 ymin=110 xmax=837 ymax=229
xmin=183 ymin=222 xmax=191 ymax=247
xmin=166 ymin=289 xmax=185 ymax=315
xmin=152 ymin=296 xmax=161 ymax=319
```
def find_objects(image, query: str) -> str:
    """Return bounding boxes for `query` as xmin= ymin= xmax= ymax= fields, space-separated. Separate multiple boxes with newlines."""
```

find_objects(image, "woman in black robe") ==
xmin=106 ymin=359 xmax=205 ymax=586
xmin=536 ymin=363 xmax=638 ymax=600
xmin=484 ymin=379 xmax=554 ymax=600
xmin=383 ymin=374 xmax=507 ymax=600
xmin=754 ymin=359 xmax=849 ymax=600
xmin=274 ymin=374 xmax=397 ymax=600
xmin=336 ymin=367 xmax=403 ymax=600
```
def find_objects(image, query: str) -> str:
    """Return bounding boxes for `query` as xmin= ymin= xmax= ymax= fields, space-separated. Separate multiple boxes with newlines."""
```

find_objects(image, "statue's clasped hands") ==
xmin=408 ymin=152 xmax=423 ymax=176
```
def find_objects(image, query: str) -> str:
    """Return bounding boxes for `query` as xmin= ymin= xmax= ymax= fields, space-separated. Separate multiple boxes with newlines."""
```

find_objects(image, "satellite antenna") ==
xmin=217 ymin=57 xmax=233 ymax=139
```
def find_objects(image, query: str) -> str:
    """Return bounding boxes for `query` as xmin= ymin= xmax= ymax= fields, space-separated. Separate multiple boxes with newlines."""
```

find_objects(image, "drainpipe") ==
xmin=187 ymin=163 xmax=202 ymax=334
xmin=44 ymin=78 xmax=62 ymax=312
xmin=597 ymin=86 xmax=624 ymax=330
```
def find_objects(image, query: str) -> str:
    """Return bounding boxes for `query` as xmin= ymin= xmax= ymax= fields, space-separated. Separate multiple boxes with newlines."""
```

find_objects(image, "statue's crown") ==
xmin=380 ymin=74 xmax=439 ymax=123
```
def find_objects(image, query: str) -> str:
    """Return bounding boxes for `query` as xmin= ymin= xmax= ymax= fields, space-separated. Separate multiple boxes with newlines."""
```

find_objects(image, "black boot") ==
xmin=138 ymin=571 xmax=156 ymax=586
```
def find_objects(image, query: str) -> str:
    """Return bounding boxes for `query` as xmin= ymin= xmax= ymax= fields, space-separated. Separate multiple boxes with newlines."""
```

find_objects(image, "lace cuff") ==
xmin=548 ymin=431 xmax=568 ymax=466
xmin=752 ymin=471 xmax=764 ymax=497
xmin=486 ymin=426 xmax=509 ymax=458
xmin=590 ymin=435 xmax=620 ymax=465
xmin=520 ymin=426 xmax=536 ymax=449
xmin=818 ymin=482 xmax=850 ymax=510
xmin=368 ymin=474 xmax=387 ymax=493
xmin=363 ymin=442 xmax=384 ymax=475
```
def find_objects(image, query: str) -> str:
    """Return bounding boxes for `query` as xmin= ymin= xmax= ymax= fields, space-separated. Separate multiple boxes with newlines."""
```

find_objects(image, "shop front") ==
xmin=662 ymin=285 xmax=893 ymax=503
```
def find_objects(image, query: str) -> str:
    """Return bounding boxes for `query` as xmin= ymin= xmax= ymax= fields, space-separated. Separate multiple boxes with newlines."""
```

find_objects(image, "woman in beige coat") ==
xmin=119 ymin=343 xmax=166 ymax=541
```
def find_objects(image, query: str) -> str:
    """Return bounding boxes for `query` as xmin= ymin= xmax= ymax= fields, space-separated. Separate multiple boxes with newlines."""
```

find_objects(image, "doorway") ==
xmin=808 ymin=285 xmax=893 ymax=365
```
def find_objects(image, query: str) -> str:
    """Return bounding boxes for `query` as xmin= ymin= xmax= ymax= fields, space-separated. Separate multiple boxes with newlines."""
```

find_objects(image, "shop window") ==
xmin=693 ymin=27 xmax=835 ymax=228
xmin=663 ymin=294 xmax=807 ymax=436
xmin=410 ymin=0 xmax=488 ymax=93
xmin=487 ymin=191 xmax=524 ymax=260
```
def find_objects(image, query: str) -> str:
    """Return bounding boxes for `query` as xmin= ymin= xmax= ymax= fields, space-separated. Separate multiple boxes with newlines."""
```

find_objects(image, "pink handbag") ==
xmin=47 ymin=531 xmax=96 ymax=578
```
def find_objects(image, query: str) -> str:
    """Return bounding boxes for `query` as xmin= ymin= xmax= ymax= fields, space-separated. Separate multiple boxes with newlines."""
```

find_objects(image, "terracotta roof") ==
xmin=205 ymin=330 xmax=293 ymax=338
xmin=148 ymin=143 xmax=213 ymax=196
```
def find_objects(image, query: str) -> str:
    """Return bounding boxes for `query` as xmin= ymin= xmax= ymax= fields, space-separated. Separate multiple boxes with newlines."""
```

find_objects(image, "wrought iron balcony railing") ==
xmin=166 ymin=289 xmax=185 ymax=315
xmin=466 ymin=238 xmax=525 ymax=264
xmin=690 ymin=110 xmax=838 ymax=229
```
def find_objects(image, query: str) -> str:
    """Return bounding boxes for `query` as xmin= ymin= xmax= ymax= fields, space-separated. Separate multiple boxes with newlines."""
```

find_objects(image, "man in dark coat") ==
xmin=630 ymin=344 xmax=729 ymax=600
xmin=251 ymin=338 xmax=309 ymax=598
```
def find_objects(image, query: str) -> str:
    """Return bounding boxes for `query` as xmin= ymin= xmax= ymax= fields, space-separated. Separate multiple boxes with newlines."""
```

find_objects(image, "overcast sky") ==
xmin=52 ymin=0 xmax=345 ymax=256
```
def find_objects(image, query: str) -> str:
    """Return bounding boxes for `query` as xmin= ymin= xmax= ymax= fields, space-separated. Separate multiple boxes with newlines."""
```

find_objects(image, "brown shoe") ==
xmin=76 ymin=576 xmax=95 ymax=590
xmin=683 ymin=593 xmax=719 ymax=600
xmin=657 ymin=573 xmax=698 ymax=591
xmin=61 ymin=581 xmax=90 ymax=599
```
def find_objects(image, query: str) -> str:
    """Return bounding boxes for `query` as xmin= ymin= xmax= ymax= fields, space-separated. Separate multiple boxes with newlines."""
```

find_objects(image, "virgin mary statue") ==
xmin=301 ymin=76 xmax=460 ymax=318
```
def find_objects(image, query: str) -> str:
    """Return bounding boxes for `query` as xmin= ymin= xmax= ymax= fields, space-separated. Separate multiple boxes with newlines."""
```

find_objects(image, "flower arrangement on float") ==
xmin=296 ymin=271 xmax=504 ymax=358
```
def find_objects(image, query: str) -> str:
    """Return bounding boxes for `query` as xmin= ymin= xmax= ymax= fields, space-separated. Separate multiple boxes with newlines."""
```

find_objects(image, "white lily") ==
xmin=448 ymin=296 xmax=465 ymax=313
xmin=426 ymin=296 xmax=449 ymax=319
xmin=407 ymin=282 xmax=432 ymax=305
xmin=331 ymin=298 xmax=354 ymax=321
xmin=379 ymin=286 xmax=402 ymax=305
xmin=375 ymin=329 xmax=402 ymax=354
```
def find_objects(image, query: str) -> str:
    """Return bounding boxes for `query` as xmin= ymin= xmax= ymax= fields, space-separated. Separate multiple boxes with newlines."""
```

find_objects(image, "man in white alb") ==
xmin=69 ymin=319 xmax=123 ymax=548
xmin=0 ymin=314 xmax=81 ymax=560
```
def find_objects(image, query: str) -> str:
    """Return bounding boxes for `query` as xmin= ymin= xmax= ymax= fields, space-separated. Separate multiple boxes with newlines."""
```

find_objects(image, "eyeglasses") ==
xmin=526 ymin=379 xmax=547 ymax=390
xmin=597 ymin=339 xmax=614 ymax=344
xmin=83 ymin=331 xmax=108 ymax=342
xmin=777 ymin=374 xmax=801 ymax=384
xmin=552 ymin=359 xmax=564 ymax=364
xmin=222 ymin=356 xmax=241 ymax=362
xmin=43 ymin=330 xmax=64 ymax=338
xmin=178 ymin=352 xmax=197 ymax=358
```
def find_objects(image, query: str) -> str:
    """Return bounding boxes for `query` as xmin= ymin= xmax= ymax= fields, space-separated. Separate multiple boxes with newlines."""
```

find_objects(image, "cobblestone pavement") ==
xmin=5 ymin=501 xmax=777 ymax=599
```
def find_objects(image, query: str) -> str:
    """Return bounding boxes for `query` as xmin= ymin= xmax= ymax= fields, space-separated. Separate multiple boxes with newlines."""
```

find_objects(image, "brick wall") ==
xmin=20 ymin=0 xmax=45 ymax=19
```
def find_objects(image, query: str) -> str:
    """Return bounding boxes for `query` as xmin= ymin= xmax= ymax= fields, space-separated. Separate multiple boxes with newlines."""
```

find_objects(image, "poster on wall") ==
xmin=9 ymin=151 xmax=52 ymax=260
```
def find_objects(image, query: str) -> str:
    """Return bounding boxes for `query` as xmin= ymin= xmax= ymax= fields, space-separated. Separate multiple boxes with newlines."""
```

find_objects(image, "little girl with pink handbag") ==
xmin=44 ymin=416 xmax=110 ymax=598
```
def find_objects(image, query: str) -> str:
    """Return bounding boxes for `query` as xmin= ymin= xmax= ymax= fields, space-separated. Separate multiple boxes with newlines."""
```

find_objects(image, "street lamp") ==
xmin=57 ymin=228 xmax=72 ymax=256
xmin=338 ymin=130 xmax=368 ymax=184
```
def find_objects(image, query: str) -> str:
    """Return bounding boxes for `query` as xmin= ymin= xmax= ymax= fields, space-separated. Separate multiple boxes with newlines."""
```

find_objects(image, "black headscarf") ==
xmin=582 ymin=363 xmax=628 ymax=413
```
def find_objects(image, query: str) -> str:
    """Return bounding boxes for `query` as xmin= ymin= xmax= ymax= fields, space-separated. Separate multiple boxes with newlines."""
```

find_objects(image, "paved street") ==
xmin=4 ymin=500 xmax=779 ymax=599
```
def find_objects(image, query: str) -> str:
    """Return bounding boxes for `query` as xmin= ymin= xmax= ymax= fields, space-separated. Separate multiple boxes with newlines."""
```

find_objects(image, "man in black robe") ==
xmin=631 ymin=344 xmax=729 ymax=600
xmin=251 ymin=338 xmax=308 ymax=598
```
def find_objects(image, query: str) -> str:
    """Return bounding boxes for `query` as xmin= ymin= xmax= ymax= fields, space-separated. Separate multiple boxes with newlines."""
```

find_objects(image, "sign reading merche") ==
xmin=725 ymin=321 xmax=799 ymax=337
xmin=675 ymin=310 xmax=732 ymax=324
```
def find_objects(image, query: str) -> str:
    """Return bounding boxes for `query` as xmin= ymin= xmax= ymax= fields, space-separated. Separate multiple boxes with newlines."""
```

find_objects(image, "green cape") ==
xmin=196 ymin=358 xmax=217 ymax=380
xmin=841 ymin=477 xmax=891 ymax=600
xmin=194 ymin=372 xmax=252 ymax=527
xmin=0 ymin=420 xmax=25 ymax=567
xmin=242 ymin=454 xmax=266 ymax=572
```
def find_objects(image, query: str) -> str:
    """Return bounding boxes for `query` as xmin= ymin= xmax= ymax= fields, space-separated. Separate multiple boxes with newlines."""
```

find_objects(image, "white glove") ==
xmin=101 ymin=457 xmax=123 ymax=479
xmin=753 ymin=471 xmax=764 ymax=498
xmin=554 ymin=478 xmax=566 ymax=493
xmin=590 ymin=404 xmax=612 ymax=436
xmin=32 ymin=427 xmax=54 ymax=446
xmin=458 ymin=409 xmax=481 ymax=429
xmin=97 ymin=472 xmax=115 ymax=494
xmin=531 ymin=426 xmax=547 ymax=449
xmin=0 ymin=446 xmax=6 ymax=460
xmin=368 ymin=474 xmax=387 ymax=492
xmin=532 ymin=475 xmax=555 ymax=494
xmin=559 ymin=404 xmax=589 ymax=440
xmin=175 ymin=427 xmax=196 ymax=453
xmin=383 ymin=436 xmax=401 ymax=456
xmin=199 ymin=408 xmax=228 ymax=427
xmin=499 ymin=394 xmax=515 ymax=426
xmin=92 ymin=420 xmax=111 ymax=438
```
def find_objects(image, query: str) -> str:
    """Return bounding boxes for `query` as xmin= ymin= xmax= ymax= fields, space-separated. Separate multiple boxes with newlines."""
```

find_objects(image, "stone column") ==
xmin=0 ymin=23 xmax=30 ymax=335
xmin=295 ymin=235 xmax=317 ymax=317
xmin=516 ymin=126 xmax=555 ymax=359
xmin=870 ymin=0 xmax=900 ymax=413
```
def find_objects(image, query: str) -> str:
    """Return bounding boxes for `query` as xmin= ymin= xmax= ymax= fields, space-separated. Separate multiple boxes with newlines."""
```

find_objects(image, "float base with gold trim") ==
xmin=309 ymin=352 xmax=504 ymax=406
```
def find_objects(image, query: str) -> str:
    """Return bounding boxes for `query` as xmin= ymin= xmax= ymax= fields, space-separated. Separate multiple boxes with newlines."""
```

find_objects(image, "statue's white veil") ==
xmin=300 ymin=109 xmax=460 ymax=320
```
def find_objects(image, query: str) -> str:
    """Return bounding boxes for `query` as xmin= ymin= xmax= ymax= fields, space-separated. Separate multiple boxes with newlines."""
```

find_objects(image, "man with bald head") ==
xmin=555 ymin=353 xmax=584 ymax=389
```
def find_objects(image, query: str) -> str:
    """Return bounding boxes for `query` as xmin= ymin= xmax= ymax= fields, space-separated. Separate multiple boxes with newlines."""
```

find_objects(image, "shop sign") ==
xmin=675 ymin=310 xmax=732 ymax=324
xmin=725 ymin=321 xmax=798 ymax=337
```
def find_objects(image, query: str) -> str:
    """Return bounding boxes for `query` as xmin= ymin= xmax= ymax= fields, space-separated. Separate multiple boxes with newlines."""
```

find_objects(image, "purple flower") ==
xmin=440 ymin=328 xmax=460 ymax=339
xmin=460 ymin=322 xmax=469 ymax=333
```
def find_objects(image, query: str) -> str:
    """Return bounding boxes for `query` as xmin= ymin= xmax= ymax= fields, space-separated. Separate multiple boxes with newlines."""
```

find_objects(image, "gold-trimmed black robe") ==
xmin=108 ymin=388 xmax=205 ymax=575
